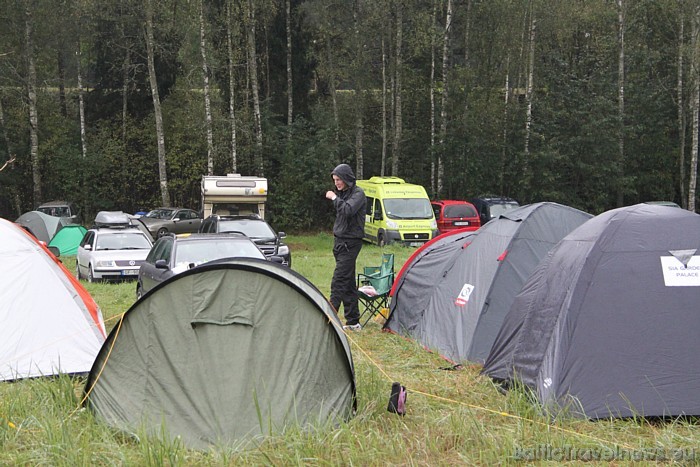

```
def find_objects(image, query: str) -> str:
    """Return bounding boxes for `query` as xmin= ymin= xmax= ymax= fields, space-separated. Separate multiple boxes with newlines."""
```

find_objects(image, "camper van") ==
xmin=201 ymin=174 xmax=268 ymax=219
xmin=356 ymin=176 xmax=438 ymax=246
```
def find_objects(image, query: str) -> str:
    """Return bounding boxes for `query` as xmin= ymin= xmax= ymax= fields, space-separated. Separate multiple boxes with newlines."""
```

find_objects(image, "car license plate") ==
xmin=454 ymin=221 xmax=470 ymax=226
xmin=408 ymin=242 xmax=422 ymax=247
xmin=122 ymin=269 xmax=138 ymax=276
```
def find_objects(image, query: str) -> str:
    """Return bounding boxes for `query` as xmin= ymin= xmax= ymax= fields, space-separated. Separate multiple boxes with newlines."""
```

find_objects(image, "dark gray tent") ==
xmin=16 ymin=211 xmax=68 ymax=244
xmin=85 ymin=259 xmax=356 ymax=449
xmin=482 ymin=204 xmax=700 ymax=419
xmin=385 ymin=202 xmax=592 ymax=364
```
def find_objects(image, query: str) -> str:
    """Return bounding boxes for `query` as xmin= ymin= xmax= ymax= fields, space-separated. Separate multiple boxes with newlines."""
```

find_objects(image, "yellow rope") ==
xmin=342 ymin=325 xmax=638 ymax=451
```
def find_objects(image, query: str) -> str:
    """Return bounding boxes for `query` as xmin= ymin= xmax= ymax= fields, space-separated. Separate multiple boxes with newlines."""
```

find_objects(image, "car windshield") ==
xmin=218 ymin=220 xmax=276 ymax=239
xmin=444 ymin=204 xmax=477 ymax=218
xmin=489 ymin=202 xmax=519 ymax=219
xmin=38 ymin=206 xmax=70 ymax=217
xmin=174 ymin=239 xmax=265 ymax=266
xmin=96 ymin=232 xmax=152 ymax=250
xmin=145 ymin=209 xmax=175 ymax=220
xmin=384 ymin=198 xmax=433 ymax=220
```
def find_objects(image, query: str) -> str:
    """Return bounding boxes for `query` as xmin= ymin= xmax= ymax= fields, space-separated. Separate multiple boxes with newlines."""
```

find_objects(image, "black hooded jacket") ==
xmin=331 ymin=164 xmax=366 ymax=239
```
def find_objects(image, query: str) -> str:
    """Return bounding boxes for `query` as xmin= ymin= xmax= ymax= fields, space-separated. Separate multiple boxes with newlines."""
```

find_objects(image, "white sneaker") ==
xmin=343 ymin=323 xmax=362 ymax=331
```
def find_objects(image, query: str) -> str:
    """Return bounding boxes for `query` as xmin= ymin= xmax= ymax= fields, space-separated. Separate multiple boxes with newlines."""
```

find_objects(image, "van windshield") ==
xmin=384 ymin=198 xmax=433 ymax=220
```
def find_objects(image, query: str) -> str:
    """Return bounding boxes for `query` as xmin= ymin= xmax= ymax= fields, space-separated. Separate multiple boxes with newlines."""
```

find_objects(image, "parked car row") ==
xmin=431 ymin=196 xmax=521 ymax=236
xmin=74 ymin=210 xmax=292 ymax=301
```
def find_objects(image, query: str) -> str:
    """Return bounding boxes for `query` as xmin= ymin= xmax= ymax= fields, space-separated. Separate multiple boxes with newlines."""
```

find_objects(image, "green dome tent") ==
xmin=85 ymin=259 xmax=356 ymax=449
xmin=49 ymin=224 xmax=87 ymax=255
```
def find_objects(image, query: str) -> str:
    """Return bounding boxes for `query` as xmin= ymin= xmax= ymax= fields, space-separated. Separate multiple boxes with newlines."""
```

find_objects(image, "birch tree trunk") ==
xmin=122 ymin=46 xmax=130 ymax=143
xmin=689 ymin=3 xmax=700 ymax=212
xmin=145 ymin=0 xmax=171 ymax=206
xmin=381 ymin=35 xmax=387 ymax=176
xmin=77 ymin=38 xmax=87 ymax=159
xmin=353 ymin=0 xmax=363 ymax=180
xmin=24 ymin=0 xmax=41 ymax=206
xmin=0 ymin=95 xmax=21 ymax=216
xmin=501 ymin=63 xmax=510 ymax=194
xmin=391 ymin=1 xmax=403 ymax=177
xmin=678 ymin=10 xmax=687 ymax=208
xmin=523 ymin=5 xmax=536 ymax=193
xmin=246 ymin=0 xmax=264 ymax=176
xmin=616 ymin=0 xmax=626 ymax=207
xmin=462 ymin=0 xmax=472 ymax=117
xmin=430 ymin=1 xmax=436 ymax=196
xmin=199 ymin=0 xmax=214 ymax=175
xmin=226 ymin=0 xmax=238 ymax=172
xmin=437 ymin=0 xmax=453 ymax=197
xmin=286 ymin=0 xmax=293 ymax=134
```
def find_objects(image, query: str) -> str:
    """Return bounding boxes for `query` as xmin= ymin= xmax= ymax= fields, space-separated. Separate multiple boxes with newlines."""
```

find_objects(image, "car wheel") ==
xmin=75 ymin=262 xmax=82 ymax=280
xmin=136 ymin=282 xmax=144 ymax=300
xmin=377 ymin=233 xmax=386 ymax=248
xmin=88 ymin=265 xmax=97 ymax=283
xmin=156 ymin=227 xmax=168 ymax=238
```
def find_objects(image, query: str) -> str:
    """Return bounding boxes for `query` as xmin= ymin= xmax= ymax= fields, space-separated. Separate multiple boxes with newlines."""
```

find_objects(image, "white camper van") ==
xmin=201 ymin=174 xmax=268 ymax=219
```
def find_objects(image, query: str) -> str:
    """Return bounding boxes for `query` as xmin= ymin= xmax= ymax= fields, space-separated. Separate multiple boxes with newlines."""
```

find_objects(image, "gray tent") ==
xmin=85 ymin=259 xmax=356 ymax=449
xmin=385 ymin=202 xmax=592 ymax=364
xmin=16 ymin=210 xmax=68 ymax=244
xmin=482 ymin=204 xmax=700 ymax=419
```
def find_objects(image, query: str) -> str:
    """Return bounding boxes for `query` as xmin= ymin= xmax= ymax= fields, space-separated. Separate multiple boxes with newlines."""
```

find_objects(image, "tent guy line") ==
xmin=338 ymin=323 xmax=637 ymax=452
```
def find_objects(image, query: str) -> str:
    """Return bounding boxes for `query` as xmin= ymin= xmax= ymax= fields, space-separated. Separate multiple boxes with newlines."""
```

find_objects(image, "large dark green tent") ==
xmin=85 ymin=259 xmax=356 ymax=449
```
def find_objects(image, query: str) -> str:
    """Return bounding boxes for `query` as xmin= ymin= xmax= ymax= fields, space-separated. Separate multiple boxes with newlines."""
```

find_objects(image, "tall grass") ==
xmin=2 ymin=234 xmax=699 ymax=465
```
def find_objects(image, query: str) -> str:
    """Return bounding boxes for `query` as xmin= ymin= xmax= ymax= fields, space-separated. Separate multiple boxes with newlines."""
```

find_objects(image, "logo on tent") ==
xmin=455 ymin=283 xmax=474 ymax=306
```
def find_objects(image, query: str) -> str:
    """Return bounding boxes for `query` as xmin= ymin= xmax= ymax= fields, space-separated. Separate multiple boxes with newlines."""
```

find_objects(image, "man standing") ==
xmin=326 ymin=163 xmax=366 ymax=330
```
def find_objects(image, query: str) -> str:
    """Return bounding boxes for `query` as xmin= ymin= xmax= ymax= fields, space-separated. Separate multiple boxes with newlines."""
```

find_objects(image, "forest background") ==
xmin=1 ymin=0 xmax=699 ymax=232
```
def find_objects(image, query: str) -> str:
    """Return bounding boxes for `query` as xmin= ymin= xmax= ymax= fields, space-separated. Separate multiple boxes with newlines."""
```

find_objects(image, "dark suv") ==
xmin=199 ymin=214 xmax=291 ymax=266
xmin=470 ymin=196 xmax=520 ymax=225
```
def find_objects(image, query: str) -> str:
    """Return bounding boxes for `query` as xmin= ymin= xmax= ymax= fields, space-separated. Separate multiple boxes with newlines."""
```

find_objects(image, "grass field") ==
xmin=2 ymin=233 xmax=699 ymax=465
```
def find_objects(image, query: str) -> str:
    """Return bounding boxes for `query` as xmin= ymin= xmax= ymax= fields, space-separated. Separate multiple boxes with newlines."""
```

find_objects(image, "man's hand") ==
xmin=326 ymin=190 xmax=337 ymax=201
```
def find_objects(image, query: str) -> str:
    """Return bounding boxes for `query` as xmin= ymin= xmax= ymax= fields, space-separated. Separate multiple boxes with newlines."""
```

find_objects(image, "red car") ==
xmin=431 ymin=200 xmax=481 ymax=235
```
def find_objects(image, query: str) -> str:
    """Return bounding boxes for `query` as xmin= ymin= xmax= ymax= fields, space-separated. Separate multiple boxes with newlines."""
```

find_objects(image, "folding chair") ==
xmin=357 ymin=253 xmax=394 ymax=326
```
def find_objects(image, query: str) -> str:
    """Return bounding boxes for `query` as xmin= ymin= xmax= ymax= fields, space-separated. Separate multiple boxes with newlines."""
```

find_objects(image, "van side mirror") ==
xmin=373 ymin=211 xmax=383 ymax=221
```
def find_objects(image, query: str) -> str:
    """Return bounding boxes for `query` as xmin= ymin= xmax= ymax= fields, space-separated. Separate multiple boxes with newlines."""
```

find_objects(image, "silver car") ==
xmin=76 ymin=226 xmax=153 ymax=282
xmin=138 ymin=207 xmax=202 ymax=239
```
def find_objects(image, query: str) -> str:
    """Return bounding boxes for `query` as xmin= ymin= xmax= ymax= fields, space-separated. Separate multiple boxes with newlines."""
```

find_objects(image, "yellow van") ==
xmin=356 ymin=176 xmax=438 ymax=246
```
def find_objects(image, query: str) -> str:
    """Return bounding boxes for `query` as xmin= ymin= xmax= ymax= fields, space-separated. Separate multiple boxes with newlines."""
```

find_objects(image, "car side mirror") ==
xmin=278 ymin=231 xmax=287 ymax=238
xmin=173 ymin=218 xmax=180 ymax=222
xmin=84 ymin=244 xmax=92 ymax=251
xmin=155 ymin=259 xmax=169 ymax=270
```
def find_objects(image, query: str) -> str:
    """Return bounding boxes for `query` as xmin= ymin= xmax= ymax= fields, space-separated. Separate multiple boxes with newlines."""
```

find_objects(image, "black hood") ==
xmin=331 ymin=164 xmax=356 ymax=188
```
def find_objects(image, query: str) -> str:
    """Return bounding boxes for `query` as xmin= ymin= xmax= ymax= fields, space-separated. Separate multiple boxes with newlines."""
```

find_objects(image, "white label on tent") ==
xmin=455 ymin=283 xmax=475 ymax=306
xmin=660 ymin=256 xmax=700 ymax=286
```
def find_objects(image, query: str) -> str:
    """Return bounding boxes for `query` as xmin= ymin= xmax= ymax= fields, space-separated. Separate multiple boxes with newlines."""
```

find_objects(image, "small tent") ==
xmin=0 ymin=218 xmax=106 ymax=381
xmin=85 ymin=259 xmax=356 ymax=449
xmin=49 ymin=224 xmax=88 ymax=255
xmin=16 ymin=210 xmax=67 ymax=244
xmin=385 ymin=202 xmax=592 ymax=364
xmin=482 ymin=204 xmax=700 ymax=419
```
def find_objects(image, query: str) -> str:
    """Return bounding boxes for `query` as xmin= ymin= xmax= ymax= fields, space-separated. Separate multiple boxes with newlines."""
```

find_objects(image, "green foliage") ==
xmin=0 ymin=0 xmax=697 ymax=221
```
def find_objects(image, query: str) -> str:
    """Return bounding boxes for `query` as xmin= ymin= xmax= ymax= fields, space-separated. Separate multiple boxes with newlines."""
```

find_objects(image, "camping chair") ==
xmin=357 ymin=253 xmax=395 ymax=326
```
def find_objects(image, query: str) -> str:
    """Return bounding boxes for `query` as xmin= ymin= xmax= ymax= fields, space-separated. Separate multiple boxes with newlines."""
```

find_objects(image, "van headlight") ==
xmin=430 ymin=219 xmax=437 ymax=229
xmin=278 ymin=245 xmax=290 ymax=255
xmin=386 ymin=220 xmax=399 ymax=229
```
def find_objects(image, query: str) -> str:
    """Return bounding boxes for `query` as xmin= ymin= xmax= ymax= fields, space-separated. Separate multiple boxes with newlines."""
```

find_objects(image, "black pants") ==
xmin=331 ymin=237 xmax=363 ymax=325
